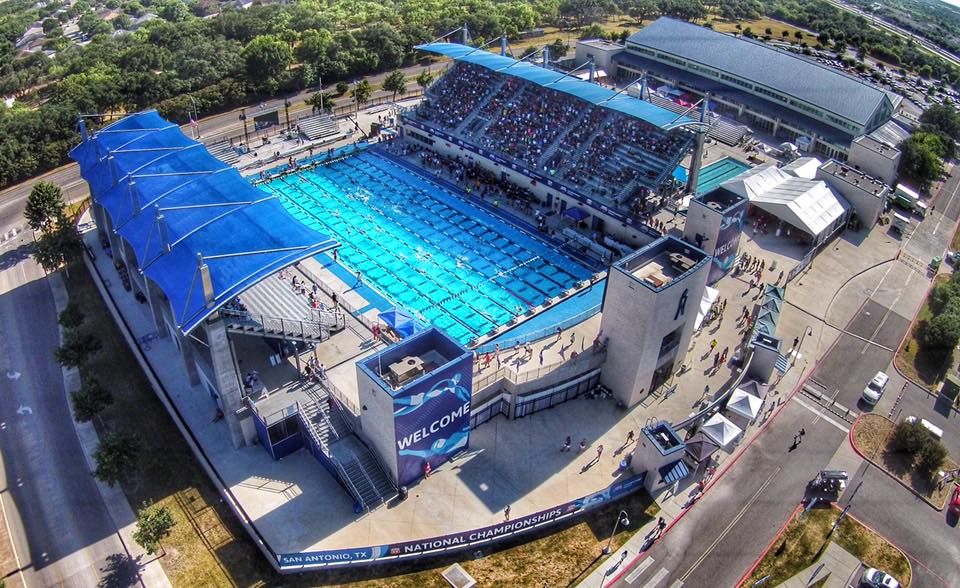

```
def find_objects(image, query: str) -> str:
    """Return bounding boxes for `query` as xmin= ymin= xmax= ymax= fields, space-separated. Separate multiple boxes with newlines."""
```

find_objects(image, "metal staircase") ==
xmin=221 ymin=309 xmax=342 ymax=342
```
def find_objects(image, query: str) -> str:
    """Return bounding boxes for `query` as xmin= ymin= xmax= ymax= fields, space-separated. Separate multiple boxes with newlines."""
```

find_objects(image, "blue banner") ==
xmin=709 ymin=199 xmax=747 ymax=284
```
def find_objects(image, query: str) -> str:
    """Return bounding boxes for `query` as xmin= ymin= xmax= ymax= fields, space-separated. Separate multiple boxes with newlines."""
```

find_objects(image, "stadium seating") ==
xmin=411 ymin=61 xmax=694 ymax=213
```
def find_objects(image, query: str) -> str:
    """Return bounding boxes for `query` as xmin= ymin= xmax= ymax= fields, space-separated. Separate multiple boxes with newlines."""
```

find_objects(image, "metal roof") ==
xmin=71 ymin=110 xmax=338 ymax=335
xmin=626 ymin=18 xmax=894 ymax=127
xmin=416 ymin=42 xmax=693 ymax=130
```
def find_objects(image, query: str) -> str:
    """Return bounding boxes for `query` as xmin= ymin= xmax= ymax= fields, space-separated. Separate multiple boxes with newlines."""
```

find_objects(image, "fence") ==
xmin=221 ymin=309 xmax=339 ymax=341
xmin=474 ymin=303 xmax=602 ymax=355
xmin=473 ymin=347 xmax=606 ymax=391
xmin=785 ymin=219 xmax=847 ymax=284
xmin=673 ymin=350 xmax=754 ymax=431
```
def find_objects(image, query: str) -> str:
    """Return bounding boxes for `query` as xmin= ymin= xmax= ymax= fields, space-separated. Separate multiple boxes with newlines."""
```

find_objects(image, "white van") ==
xmin=905 ymin=416 xmax=944 ymax=441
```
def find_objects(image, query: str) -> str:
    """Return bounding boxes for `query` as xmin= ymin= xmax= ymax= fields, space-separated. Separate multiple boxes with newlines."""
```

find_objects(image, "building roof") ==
xmin=867 ymin=119 xmax=911 ymax=149
xmin=722 ymin=164 xmax=848 ymax=237
xmin=626 ymin=18 xmax=895 ymax=127
xmin=781 ymin=157 xmax=821 ymax=179
xmin=70 ymin=110 xmax=338 ymax=335
xmin=416 ymin=42 xmax=693 ymax=130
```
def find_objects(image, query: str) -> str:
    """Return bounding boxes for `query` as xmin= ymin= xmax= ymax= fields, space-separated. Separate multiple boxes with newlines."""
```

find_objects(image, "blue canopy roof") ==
xmin=378 ymin=307 xmax=418 ymax=338
xmin=71 ymin=110 xmax=338 ymax=335
xmin=416 ymin=42 xmax=693 ymax=130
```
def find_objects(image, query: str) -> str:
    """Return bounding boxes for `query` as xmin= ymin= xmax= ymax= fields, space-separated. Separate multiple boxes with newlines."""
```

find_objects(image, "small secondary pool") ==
xmin=694 ymin=157 xmax=751 ymax=194
xmin=262 ymin=151 xmax=593 ymax=344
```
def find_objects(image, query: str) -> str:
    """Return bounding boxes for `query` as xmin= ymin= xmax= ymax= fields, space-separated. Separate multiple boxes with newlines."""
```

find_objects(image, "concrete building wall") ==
xmin=848 ymin=138 xmax=900 ymax=186
xmin=600 ymin=257 xmax=709 ymax=407
xmin=575 ymin=40 xmax=624 ymax=72
xmin=683 ymin=201 xmax=721 ymax=254
xmin=205 ymin=318 xmax=250 ymax=448
xmin=816 ymin=162 xmax=887 ymax=228
xmin=357 ymin=367 xmax=399 ymax=484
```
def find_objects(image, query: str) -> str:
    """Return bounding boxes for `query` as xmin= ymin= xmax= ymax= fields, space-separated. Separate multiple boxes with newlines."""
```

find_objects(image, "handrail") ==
xmin=474 ymin=303 xmax=602 ymax=354
xmin=334 ymin=456 xmax=367 ymax=511
xmin=317 ymin=376 xmax=361 ymax=417
xmin=297 ymin=401 xmax=367 ymax=509
xmin=474 ymin=348 xmax=606 ymax=391
xmin=351 ymin=449 xmax=381 ymax=505
xmin=221 ymin=308 xmax=334 ymax=341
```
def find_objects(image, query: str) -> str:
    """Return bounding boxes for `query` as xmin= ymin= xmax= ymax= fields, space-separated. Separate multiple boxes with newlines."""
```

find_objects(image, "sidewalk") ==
xmin=50 ymin=273 xmax=172 ymax=588
xmin=780 ymin=542 xmax=860 ymax=588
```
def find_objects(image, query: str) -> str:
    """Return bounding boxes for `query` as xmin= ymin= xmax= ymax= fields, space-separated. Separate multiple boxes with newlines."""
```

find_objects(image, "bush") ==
xmin=917 ymin=440 xmax=947 ymax=477
xmin=922 ymin=313 xmax=960 ymax=350
xmin=892 ymin=420 xmax=930 ymax=455
xmin=335 ymin=81 xmax=349 ymax=95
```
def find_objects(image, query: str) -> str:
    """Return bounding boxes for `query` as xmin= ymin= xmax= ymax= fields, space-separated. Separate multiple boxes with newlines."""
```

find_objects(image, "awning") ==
xmin=673 ymin=166 xmax=688 ymax=183
xmin=658 ymin=459 xmax=690 ymax=485
xmin=564 ymin=207 xmax=590 ymax=221
xmin=736 ymin=379 xmax=770 ymax=399
xmin=694 ymin=285 xmax=720 ymax=331
xmin=684 ymin=433 xmax=720 ymax=462
xmin=573 ymin=68 xmax=607 ymax=81
xmin=727 ymin=387 xmax=763 ymax=420
xmin=379 ymin=307 xmax=418 ymax=338
xmin=701 ymin=413 xmax=743 ymax=447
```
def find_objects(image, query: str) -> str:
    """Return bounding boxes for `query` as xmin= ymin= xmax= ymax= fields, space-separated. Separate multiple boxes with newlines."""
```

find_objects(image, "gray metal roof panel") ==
xmin=627 ymin=18 xmax=892 ymax=126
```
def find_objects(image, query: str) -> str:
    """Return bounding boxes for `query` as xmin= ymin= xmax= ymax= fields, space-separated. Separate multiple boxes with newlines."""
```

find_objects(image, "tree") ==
xmin=898 ymin=132 xmax=946 ymax=187
xmin=58 ymin=302 xmax=86 ymax=330
xmin=335 ymin=81 xmax=349 ymax=95
xmin=33 ymin=222 xmax=83 ymax=273
xmin=305 ymin=91 xmax=335 ymax=113
xmin=917 ymin=440 xmax=947 ymax=477
xmin=42 ymin=18 xmax=61 ymax=35
xmin=242 ymin=35 xmax=293 ymax=80
xmin=54 ymin=330 xmax=102 ymax=368
xmin=922 ymin=312 xmax=960 ymax=350
xmin=794 ymin=30 xmax=803 ymax=41
xmin=351 ymin=79 xmax=372 ymax=111
xmin=765 ymin=27 xmax=773 ymax=36
xmin=920 ymin=104 xmax=960 ymax=141
xmin=892 ymin=419 xmax=929 ymax=455
xmin=382 ymin=70 xmax=407 ymax=102
xmin=549 ymin=39 xmax=570 ymax=59
xmin=416 ymin=70 xmax=434 ymax=91
xmin=71 ymin=378 xmax=113 ymax=423
xmin=93 ymin=432 xmax=140 ymax=486
xmin=24 ymin=181 xmax=66 ymax=233
xmin=783 ymin=30 xmax=791 ymax=39
xmin=628 ymin=0 xmax=659 ymax=24
xmin=133 ymin=502 xmax=176 ymax=555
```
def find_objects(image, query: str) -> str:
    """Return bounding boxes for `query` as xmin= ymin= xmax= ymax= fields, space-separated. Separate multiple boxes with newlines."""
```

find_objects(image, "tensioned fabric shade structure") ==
xmin=415 ymin=42 xmax=694 ymax=130
xmin=71 ymin=110 xmax=339 ymax=335
xmin=378 ymin=307 xmax=418 ymax=339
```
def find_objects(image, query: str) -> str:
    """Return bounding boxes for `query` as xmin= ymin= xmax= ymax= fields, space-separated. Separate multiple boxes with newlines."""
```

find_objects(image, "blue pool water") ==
xmin=694 ymin=157 xmax=751 ymax=195
xmin=262 ymin=151 xmax=593 ymax=344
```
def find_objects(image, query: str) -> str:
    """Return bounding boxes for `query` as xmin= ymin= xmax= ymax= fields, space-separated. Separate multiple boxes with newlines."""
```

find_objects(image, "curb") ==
xmin=843 ymin=510 xmax=916 ymax=588
xmin=847 ymin=414 xmax=948 ymax=511
xmin=735 ymin=502 xmax=803 ymax=588
xmin=890 ymin=273 xmax=940 ymax=393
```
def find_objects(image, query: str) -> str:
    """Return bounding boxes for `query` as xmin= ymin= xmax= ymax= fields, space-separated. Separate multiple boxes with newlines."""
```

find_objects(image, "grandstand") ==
xmin=404 ymin=43 xmax=696 ymax=226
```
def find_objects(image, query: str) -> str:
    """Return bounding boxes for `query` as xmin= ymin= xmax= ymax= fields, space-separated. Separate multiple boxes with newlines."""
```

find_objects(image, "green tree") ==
xmin=335 ymin=81 xmax=349 ymax=95
xmin=794 ymin=30 xmax=803 ymax=41
xmin=920 ymin=104 xmax=960 ymax=141
xmin=24 ymin=181 xmax=66 ymax=233
xmin=42 ymin=18 xmax=61 ymax=34
xmin=892 ymin=419 xmax=929 ymax=455
xmin=70 ymin=378 xmax=113 ymax=423
xmin=922 ymin=312 xmax=960 ymax=350
xmin=305 ymin=91 xmax=334 ymax=113
xmin=242 ymin=34 xmax=293 ymax=80
xmin=765 ymin=27 xmax=772 ymax=36
xmin=382 ymin=70 xmax=407 ymax=102
xmin=784 ymin=30 xmax=792 ymax=39
xmin=92 ymin=432 xmax=141 ymax=486
xmin=917 ymin=440 xmax=947 ymax=477
xmin=898 ymin=132 xmax=946 ymax=187
xmin=133 ymin=502 xmax=176 ymax=555
xmin=58 ymin=302 xmax=86 ymax=330
xmin=628 ymin=0 xmax=659 ymax=24
xmin=351 ymin=79 xmax=372 ymax=112
xmin=416 ymin=70 xmax=434 ymax=91
xmin=33 ymin=222 xmax=83 ymax=274
xmin=54 ymin=330 xmax=102 ymax=368
xmin=549 ymin=39 xmax=570 ymax=59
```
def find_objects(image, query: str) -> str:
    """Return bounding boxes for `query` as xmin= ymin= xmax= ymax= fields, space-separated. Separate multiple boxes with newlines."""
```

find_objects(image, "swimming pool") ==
xmin=694 ymin=157 xmax=751 ymax=195
xmin=262 ymin=151 xmax=593 ymax=344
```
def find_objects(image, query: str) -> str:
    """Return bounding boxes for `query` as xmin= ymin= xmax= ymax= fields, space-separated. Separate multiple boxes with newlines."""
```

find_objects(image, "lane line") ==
xmin=793 ymin=395 xmax=850 ymax=433
xmin=625 ymin=557 xmax=655 ymax=584
xmin=679 ymin=467 xmax=781 ymax=582
xmin=639 ymin=568 xmax=669 ymax=588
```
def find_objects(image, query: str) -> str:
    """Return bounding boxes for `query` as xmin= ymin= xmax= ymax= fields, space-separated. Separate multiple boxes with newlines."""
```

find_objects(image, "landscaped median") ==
xmin=851 ymin=414 xmax=957 ymax=509
xmin=894 ymin=274 xmax=955 ymax=392
xmin=742 ymin=505 xmax=912 ymax=587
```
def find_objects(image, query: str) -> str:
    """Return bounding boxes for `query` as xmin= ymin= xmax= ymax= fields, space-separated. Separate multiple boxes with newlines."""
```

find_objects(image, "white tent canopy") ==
xmin=701 ymin=413 xmax=743 ymax=447
xmin=694 ymin=285 xmax=720 ymax=331
xmin=727 ymin=387 xmax=763 ymax=420
xmin=722 ymin=163 xmax=848 ymax=239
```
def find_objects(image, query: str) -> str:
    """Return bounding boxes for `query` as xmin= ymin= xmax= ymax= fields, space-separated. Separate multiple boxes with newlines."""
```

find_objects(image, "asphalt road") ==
xmin=811 ymin=299 xmax=910 ymax=411
xmin=0 ymin=237 xmax=133 ymax=587
xmin=840 ymin=464 xmax=958 ymax=588
xmin=609 ymin=400 xmax=848 ymax=588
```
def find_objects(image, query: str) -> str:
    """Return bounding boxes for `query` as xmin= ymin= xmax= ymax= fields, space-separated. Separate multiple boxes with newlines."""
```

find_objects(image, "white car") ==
xmin=861 ymin=567 xmax=900 ymax=588
xmin=862 ymin=371 xmax=889 ymax=405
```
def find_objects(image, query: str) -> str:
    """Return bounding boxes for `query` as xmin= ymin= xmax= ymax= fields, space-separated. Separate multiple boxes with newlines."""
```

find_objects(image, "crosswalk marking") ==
xmin=625 ymin=557 xmax=655 ymax=584
xmin=668 ymin=581 xmax=684 ymax=588
xmin=639 ymin=568 xmax=669 ymax=588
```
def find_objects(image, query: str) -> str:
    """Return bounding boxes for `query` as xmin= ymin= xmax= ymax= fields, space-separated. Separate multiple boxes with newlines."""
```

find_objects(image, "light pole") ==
xmin=318 ymin=74 xmax=324 ymax=112
xmin=602 ymin=510 xmax=630 ymax=555
xmin=188 ymin=96 xmax=200 ymax=139
xmin=284 ymin=98 xmax=291 ymax=131
xmin=239 ymin=108 xmax=249 ymax=145
xmin=792 ymin=325 xmax=814 ymax=367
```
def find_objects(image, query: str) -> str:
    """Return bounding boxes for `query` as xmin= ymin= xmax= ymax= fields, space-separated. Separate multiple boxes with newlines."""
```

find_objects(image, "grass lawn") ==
xmin=705 ymin=17 xmax=818 ymax=44
xmin=895 ymin=274 xmax=951 ymax=390
xmin=66 ymin=260 xmax=659 ymax=587
xmin=851 ymin=415 xmax=957 ymax=508
xmin=745 ymin=506 xmax=911 ymax=587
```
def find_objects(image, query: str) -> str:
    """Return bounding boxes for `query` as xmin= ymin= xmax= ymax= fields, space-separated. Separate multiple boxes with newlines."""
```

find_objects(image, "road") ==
xmin=609 ymin=400 xmax=849 ymax=588
xmin=0 ymin=237 xmax=135 ymax=587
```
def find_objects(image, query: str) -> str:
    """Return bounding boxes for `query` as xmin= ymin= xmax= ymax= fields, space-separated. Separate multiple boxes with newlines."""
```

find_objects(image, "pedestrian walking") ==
xmin=562 ymin=436 xmax=572 ymax=452
xmin=355 ymin=270 xmax=362 ymax=287
xmin=424 ymin=461 xmax=431 ymax=478
xmin=504 ymin=505 xmax=511 ymax=521
xmin=570 ymin=331 xmax=576 ymax=345
xmin=709 ymin=339 xmax=718 ymax=351
xmin=556 ymin=327 xmax=562 ymax=342
xmin=595 ymin=444 xmax=604 ymax=461
xmin=626 ymin=430 xmax=635 ymax=445
xmin=579 ymin=438 xmax=587 ymax=452
xmin=713 ymin=352 xmax=720 ymax=368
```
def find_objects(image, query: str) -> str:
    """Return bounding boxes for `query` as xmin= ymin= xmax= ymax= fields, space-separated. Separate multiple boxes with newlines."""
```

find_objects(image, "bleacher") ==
xmin=206 ymin=140 xmax=240 ymax=166
xmin=297 ymin=113 xmax=341 ymax=142
xmin=410 ymin=62 xmax=694 ymax=212
xmin=646 ymin=93 xmax=751 ymax=146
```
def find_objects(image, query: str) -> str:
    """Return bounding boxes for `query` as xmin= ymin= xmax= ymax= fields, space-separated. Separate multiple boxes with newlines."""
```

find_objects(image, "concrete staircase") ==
xmin=222 ymin=310 xmax=337 ymax=342
xmin=537 ymin=107 xmax=595 ymax=169
xmin=206 ymin=140 xmax=240 ymax=166
xmin=297 ymin=114 xmax=340 ymax=141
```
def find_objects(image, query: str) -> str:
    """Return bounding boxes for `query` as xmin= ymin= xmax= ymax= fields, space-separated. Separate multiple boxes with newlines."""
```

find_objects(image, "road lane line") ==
xmin=679 ymin=467 xmax=781 ymax=582
xmin=639 ymin=568 xmax=668 ymax=588
xmin=793 ymin=395 xmax=850 ymax=433
xmin=667 ymin=581 xmax=683 ymax=588
xmin=625 ymin=557 xmax=655 ymax=584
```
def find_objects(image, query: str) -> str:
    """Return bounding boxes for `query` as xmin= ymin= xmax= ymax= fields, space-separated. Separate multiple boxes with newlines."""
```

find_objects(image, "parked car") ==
xmin=949 ymin=485 xmax=960 ymax=517
xmin=861 ymin=567 xmax=900 ymax=588
xmin=862 ymin=371 xmax=889 ymax=405
xmin=904 ymin=415 xmax=944 ymax=441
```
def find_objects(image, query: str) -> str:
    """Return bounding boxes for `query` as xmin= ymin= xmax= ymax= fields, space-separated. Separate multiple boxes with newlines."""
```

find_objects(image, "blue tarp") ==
xmin=673 ymin=166 xmax=688 ymax=183
xmin=379 ymin=307 xmax=418 ymax=338
xmin=564 ymin=207 xmax=589 ymax=221
xmin=71 ymin=110 xmax=338 ymax=335
xmin=416 ymin=42 xmax=694 ymax=130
